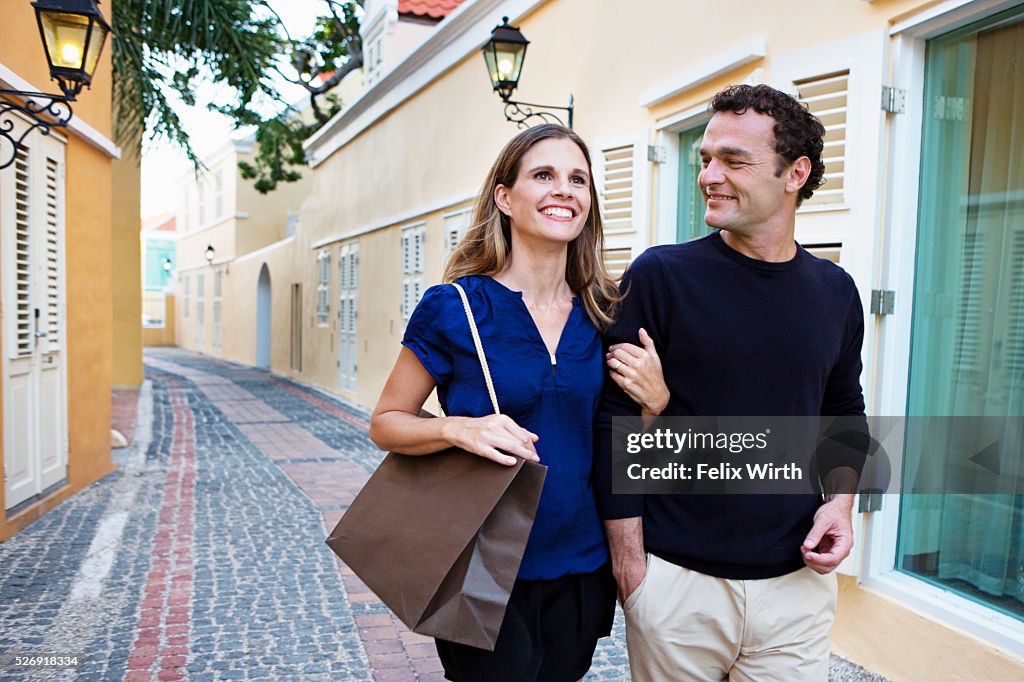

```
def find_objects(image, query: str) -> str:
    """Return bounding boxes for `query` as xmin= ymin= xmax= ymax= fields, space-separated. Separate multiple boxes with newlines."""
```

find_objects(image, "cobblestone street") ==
xmin=0 ymin=349 xmax=884 ymax=681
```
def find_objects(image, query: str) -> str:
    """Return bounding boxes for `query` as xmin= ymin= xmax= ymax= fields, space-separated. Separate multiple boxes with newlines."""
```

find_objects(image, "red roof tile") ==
xmin=398 ymin=0 xmax=464 ymax=19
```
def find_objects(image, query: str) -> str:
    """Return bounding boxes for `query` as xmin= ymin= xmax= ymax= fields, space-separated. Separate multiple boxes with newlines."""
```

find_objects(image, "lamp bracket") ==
xmin=501 ymin=94 xmax=574 ymax=129
xmin=0 ymin=90 xmax=73 ymax=170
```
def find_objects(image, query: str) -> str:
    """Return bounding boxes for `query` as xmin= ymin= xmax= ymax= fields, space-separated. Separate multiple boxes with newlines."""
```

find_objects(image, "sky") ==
xmin=139 ymin=0 xmax=328 ymax=219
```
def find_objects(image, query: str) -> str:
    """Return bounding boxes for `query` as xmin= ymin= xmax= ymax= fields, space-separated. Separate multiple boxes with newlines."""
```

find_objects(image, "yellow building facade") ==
xmin=173 ymin=0 xmax=1024 ymax=677
xmin=0 ymin=1 xmax=120 ymax=539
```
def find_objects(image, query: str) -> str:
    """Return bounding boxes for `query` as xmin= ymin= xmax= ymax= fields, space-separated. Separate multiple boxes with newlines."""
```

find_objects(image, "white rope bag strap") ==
xmin=451 ymin=282 xmax=500 ymax=416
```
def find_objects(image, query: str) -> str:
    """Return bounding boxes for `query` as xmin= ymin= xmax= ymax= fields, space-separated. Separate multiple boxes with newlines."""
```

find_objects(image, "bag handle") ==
xmin=451 ymin=282 xmax=500 ymax=416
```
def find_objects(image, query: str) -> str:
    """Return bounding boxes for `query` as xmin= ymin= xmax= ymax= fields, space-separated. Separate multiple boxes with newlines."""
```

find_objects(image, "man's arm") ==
xmin=801 ymin=468 xmax=857 ymax=573
xmin=604 ymin=517 xmax=646 ymax=601
xmin=805 ymin=281 xmax=867 ymax=573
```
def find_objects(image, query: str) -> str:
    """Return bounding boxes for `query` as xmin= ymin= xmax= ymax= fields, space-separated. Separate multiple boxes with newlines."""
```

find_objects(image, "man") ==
xmin=596 ymin=84 xmax=865 ymax=681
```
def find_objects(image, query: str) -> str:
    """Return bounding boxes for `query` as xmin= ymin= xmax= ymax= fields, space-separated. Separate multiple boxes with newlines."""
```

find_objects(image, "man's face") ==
xmin=698 ymin=110 xmax=796 ymax=237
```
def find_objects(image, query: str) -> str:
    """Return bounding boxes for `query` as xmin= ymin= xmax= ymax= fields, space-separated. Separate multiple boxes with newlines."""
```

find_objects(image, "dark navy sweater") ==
xmin=595 ymin=231 xmax=866 ymax=579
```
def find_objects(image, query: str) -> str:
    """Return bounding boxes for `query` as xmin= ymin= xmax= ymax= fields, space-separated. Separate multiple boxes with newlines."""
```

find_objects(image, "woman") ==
xmin=369 ymin=124 xmax=662 ymax=681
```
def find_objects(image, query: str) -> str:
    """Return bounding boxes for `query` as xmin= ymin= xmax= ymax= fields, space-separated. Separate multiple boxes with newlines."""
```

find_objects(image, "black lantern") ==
xmin=162 ymin=258 xmax=174 ymax=272
xmin=205 ymin=245 xmax=216 ymax=264
xmin=481 ymin=17 xmax=529 ymax=102
xmin=0 ymin=0 xmax=111 ymax=170
xmin=33 ymin=0 xmax=112 ymax=99
xmin=481 ymin=17 xmax=573 ymax=129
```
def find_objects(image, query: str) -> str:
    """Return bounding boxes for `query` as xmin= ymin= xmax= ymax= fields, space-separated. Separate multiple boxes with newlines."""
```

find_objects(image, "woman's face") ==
xmin=494 ymin=137 xmax=592 ymax=249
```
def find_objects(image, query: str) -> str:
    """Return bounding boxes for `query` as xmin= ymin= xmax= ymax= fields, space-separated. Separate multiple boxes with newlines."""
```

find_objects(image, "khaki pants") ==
xmin=623 ymin=554 xmax=837 ymax=682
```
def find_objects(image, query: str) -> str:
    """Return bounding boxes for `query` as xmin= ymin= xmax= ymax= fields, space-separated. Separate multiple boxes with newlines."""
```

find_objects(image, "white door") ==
xmin=338 ymin=242 xmax=359 ymax=391
xmin=2 ymin=127 xmax=68 ymax=510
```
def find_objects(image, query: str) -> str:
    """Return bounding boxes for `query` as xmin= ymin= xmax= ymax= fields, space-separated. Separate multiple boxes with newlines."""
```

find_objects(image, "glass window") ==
xmin=898 ymin=6 xmax=1024 ymax=621
xmin=677 ymin=122 xmax=709 ymax=242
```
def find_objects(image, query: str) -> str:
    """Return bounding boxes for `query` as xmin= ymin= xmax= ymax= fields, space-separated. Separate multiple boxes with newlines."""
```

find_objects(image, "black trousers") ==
xmin=435 ymin=563 xmax=616 ymax=682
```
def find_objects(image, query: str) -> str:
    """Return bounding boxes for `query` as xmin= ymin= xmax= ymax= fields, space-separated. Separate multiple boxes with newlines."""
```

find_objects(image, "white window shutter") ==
xmin=595 ymin=135 xmax=650 ymax=277
xmin=414 ymin=229 xmax=424 ymax=273
xmin=44 ymin=155 xmax=61 ymax=350
xmin=795 ymin=70 xmax=849 ymax=207
xmin=12 ymin=145 xmax=33 ymax=357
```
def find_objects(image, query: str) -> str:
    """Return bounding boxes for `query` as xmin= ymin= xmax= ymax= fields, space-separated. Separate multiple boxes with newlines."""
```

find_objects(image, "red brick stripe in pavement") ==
xmin=126 ymin=381 xmax=196 ymax=682
xmin=269 ymin=378 xmax=371 ymax=430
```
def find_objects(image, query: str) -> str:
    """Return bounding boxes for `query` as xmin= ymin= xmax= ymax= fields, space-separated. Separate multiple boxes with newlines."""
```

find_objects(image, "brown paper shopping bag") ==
xmin=325 ymin=448 xmax=546 ymax=650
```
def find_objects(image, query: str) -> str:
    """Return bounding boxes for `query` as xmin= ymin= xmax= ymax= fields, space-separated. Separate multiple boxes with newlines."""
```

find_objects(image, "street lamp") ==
xmin=0 ymin=0 xmax=111 ymax=169
xmin=162 ymin=258 xmax=174 ymax=272
xmin=204 ymin=245 xmax=216 ymax=264
xmin=481 ymin=17 xmax=573 ymax=129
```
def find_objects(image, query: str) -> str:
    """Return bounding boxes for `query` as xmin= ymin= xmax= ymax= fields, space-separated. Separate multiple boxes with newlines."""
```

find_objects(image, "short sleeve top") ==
xmin=402 ymin=275 xmax=608 ymax=580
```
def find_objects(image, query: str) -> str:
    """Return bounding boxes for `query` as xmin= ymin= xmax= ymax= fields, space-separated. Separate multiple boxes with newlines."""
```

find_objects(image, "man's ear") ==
xmin=494 ymin=184 xmax=512 ymax=216
xmin=786 ymin=157 xmax=812 ymax=196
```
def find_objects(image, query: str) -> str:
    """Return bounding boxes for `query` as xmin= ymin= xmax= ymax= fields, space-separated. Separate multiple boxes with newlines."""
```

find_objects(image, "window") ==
xmin=365 ymin=34 xmax=384 ymax=85
xmin=316 ymin=249 xmax=331 ymax=325
xmin=214 ymin=169 xmax=224 ymax=219
xmin=401 ymin=223 xmax=425 ymax=320
xmin=898 ymin=7 xmax=1024 ymax=622
xmin=213 ymin=267 xmax=222 ymax=353
xmin=596 ymin=139 xmax=647 ymax=277
xmin=9 ymin=146 xmax=34 ymax=357
xmin=794 ymin=70 xmax=849 ymax=207
xmin=444 ymin=209 xmax=471 ymax=260
xmin=183 ymin=275 xmax=190 ymax=319
xmin=677 ymin=122 xmax=710 ymax=242
xmin=197 ymin=182 xmax=206 ymax=226
xmin=196 ymin=273 xmax=205 ymax=345
xmin=291 ymin=283 xmax=302 ymax=372
xmin=182 ymin=191 xmax=191 ymax=232
xmin=338 ymin=243 xmax=359 ymax=390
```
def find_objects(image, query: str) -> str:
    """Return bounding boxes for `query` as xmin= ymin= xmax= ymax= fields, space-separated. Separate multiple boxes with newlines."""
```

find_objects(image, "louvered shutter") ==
xmin=596 ymin=138 xmax=648 ymax=277
xmin=12 ymin=146 xmax=32 ymax=357
xmin=44 ymin=156 xmax=61 ymax=350
xmin=414 ymin=229 xmax=424 ymax=273
xmin=795 ymin=71 xmax=849 ymax=206
xmin=954 ymin=231 xmax=984 ymax=374
xmin=1005 ymin=231 xmax=1024 ymax=376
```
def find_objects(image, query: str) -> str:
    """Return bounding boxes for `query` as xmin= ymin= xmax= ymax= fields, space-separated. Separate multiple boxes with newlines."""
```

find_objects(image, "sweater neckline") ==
xmin=708 ymin=230 xmax=804 ymax=272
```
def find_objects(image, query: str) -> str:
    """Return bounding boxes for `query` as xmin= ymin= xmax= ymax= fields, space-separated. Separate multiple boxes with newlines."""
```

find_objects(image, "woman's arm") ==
xmin=369 ymin=347 xmax=541 ymax=466
xmin=606 ymin=328 xmax=670 ymax=418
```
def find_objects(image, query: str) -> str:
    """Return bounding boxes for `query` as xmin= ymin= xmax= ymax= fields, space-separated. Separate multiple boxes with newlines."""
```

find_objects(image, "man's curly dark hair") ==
xmin=709 ymin=84 xmax=826 ymax=206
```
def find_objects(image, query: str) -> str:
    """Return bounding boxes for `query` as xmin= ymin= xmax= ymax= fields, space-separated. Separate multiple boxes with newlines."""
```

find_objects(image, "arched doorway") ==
xmin=256 ymin=264 xmax=271 ymax=370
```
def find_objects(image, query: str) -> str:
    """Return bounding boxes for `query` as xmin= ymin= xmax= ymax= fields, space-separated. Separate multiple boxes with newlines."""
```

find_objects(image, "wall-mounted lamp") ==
xmin=162 ymin=257 xmax=173 ymax=272
xmin=481 ymin=17 xmax=573 ymax=129
xmin=0 ymin=0 xmax=112 ymax=170
xmin=204 ymin=245 xmax=216 ymax=264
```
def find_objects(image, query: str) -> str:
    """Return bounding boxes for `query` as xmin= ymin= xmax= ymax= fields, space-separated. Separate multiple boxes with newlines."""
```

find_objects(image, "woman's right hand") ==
xmin=442 ymin=414 xmax=540 ymax=466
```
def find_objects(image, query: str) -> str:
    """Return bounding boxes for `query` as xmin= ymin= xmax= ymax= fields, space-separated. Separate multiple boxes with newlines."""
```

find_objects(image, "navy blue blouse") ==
xmin=402 ymin=275 xmax=608 ymax=580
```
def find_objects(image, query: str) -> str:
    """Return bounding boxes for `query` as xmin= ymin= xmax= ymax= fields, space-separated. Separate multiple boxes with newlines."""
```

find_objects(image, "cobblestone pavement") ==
xmin=0 ymin=348 xmax=886 ymax=682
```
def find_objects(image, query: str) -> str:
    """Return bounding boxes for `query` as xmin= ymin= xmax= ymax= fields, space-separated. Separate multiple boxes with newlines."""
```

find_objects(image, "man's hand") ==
xmin=604 ymin=517 xmax=646 ymax=602
xmin=801 ymin=494 xmax=854 ymax=574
